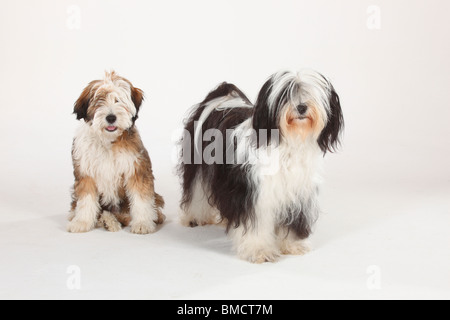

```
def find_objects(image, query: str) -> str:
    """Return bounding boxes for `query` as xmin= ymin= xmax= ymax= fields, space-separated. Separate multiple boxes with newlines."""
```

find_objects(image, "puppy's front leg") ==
xmin=128 ymin=193 xmax=158 ymax=234
xmin=126 ymin=162 xmax=158 ymax=235
xmin=68 ymin=176 xmax=100 ymax=233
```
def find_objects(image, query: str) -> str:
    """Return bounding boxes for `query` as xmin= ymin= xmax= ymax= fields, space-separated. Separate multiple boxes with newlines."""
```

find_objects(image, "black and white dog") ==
xmin=179 ymin=70 xmax=343 ymax=263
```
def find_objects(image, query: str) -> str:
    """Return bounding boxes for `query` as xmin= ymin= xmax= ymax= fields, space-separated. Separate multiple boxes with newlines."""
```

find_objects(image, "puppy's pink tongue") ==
xmin=107 ymin=126 xmax=117 ymax=131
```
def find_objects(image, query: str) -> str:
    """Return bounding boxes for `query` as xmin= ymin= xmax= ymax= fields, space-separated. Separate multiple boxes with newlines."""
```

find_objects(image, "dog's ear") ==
xmin=318 ymin=85 xmax=344 ymax=153
xmin=253 ymin=72 xmax=293 ymax=145
xmin=253 ymin=77 xmax=277 ymax=132
xmin=130 ymin=86 xmax=144 ymax=122
xmin=73 ymin=81 xmax=98 ymax=121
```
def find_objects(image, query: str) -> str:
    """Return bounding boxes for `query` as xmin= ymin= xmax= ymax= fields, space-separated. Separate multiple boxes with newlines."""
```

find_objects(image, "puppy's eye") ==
xmin=297 ymin=104 xmax=308 ymax=115
xmin=115 ymin=98 xmax=119 ymax=103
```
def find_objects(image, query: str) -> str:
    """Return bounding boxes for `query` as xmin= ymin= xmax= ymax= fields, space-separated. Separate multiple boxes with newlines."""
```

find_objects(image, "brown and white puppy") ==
xmin=68 ymin=71 xmax=165 ymax=234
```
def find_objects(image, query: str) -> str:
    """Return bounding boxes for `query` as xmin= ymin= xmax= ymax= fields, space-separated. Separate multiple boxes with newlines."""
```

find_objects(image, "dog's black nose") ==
xmin=297 ymin=104 xmax=308 ymax=115
xmin=106 ymin=114 xmax=117 ymax=124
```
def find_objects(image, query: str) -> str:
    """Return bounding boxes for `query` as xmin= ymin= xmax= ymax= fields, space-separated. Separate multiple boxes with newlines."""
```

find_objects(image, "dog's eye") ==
xmin=115 ymin=98 xmax=120 ymax=104
xmin=297 ymin=104 xmax=308 ymax=115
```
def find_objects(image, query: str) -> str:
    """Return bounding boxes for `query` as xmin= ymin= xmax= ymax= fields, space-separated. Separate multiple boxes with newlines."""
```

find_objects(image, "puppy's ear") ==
xmin=73 ymin=81 xmax=98 ymax=121
xmin=318 ymin=85 xmax=344 ymax=153
xmin=130 ymin=86 xmax=144 ymax=122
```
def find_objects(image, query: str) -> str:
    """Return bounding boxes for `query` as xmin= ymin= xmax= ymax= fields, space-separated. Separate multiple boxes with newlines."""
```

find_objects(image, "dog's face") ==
xmin=73 ymin=71 xmax=144 ymax=139
xmin=253 ymin=70 xmax=344 ymax=153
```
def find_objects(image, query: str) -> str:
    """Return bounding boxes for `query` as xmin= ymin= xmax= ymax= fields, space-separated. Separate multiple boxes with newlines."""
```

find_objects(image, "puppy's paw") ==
xmin=155 ymin=210 xmax=166 ymax=225
xmin=100 ymin=211 xmax=122 ymax=232
xmin=67 ymin=219 xmax=95 ymax=233
xmin=68 ymin=211 xmax=75 ymax=222
xmin=105 ymin=220 xmax=122 ymax=232
xmin=281 ymin=240 xmax=311 ymax=256
xmin=130 ymin=221 xmax=156 ymax=235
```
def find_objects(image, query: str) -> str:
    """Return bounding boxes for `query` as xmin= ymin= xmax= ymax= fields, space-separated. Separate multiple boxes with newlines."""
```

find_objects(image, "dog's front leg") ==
xmin=68 ymin=176 xmax=100 ymax=233
xmin=229 ymin=208 xmax=280 ymax=264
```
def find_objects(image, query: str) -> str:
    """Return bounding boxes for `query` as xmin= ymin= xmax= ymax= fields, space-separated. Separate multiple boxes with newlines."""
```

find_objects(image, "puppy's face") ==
xmin=74 ymin=71 xmax=144 ymax=139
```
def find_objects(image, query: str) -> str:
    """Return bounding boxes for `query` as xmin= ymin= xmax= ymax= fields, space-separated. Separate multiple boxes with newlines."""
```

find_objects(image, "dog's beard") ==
xmin=91 ymin=105 xmax=134 ymax=139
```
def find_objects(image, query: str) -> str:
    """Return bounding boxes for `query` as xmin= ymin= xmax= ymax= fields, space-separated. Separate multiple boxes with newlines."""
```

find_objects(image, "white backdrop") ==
xmin=0 ymin=0 xmax=449 ymax=300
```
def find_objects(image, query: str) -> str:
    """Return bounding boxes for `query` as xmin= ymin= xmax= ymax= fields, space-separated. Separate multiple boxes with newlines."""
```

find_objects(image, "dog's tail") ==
xmin=200 ymin=82 xmax=252 ymax=109
xmin=192 ymin=83 xmax=253 ymax=150
xmin=179 ymin=82 xmax=253 ymax=211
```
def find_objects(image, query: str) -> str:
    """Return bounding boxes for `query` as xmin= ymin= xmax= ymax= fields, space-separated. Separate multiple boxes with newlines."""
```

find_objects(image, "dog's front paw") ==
xmin=239 ymin=248 xmax=280 ymax=264
xmin=130 ymin=221 xmax=156 ymax=235
xmin=281 ymin=240 xmax=311 ymax=256
xmin=67 ymin=219 xmax=96 ymax=233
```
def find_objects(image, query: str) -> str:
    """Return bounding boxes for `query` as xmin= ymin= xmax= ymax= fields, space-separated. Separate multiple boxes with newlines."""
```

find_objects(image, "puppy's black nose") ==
xmin=106 ymin=114 xmax=117 ymax=124
xmin=297 ymin=104 xmax=308 ymax=115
